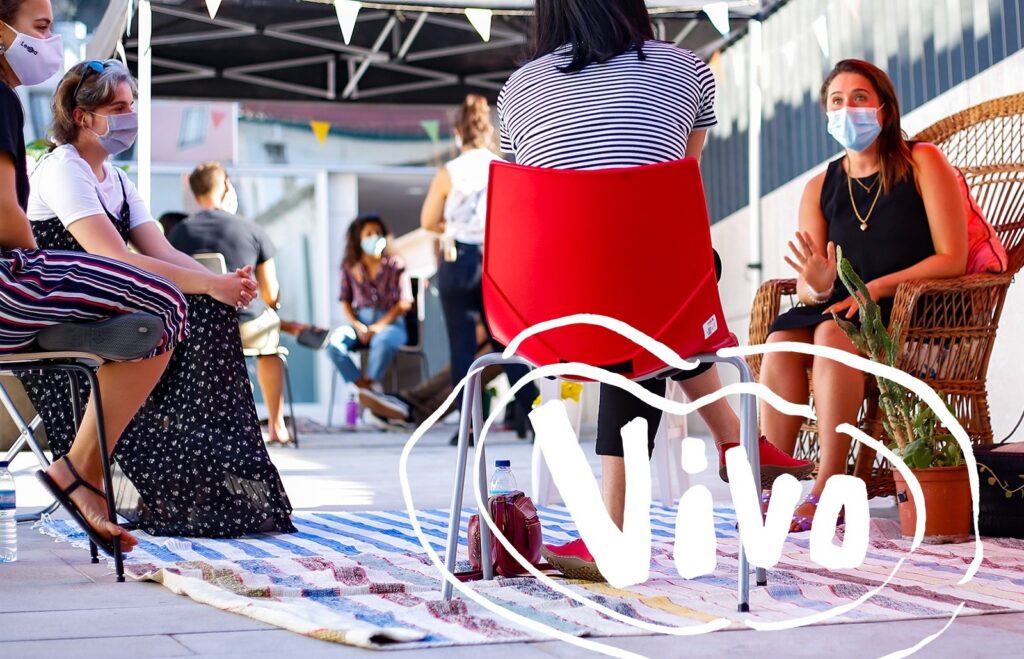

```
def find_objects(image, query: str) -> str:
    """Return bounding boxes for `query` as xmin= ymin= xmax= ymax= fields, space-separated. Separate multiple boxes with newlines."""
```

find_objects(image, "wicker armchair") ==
xmin=748 ymin=92 xmax=1024 ymax=498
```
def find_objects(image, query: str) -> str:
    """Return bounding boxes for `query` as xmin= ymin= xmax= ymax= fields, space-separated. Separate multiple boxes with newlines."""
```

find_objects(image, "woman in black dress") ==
xmin=19 ymin=59 xmax=294 ymax=537
xmin=760 ymin=60 xmax=968 ymax=531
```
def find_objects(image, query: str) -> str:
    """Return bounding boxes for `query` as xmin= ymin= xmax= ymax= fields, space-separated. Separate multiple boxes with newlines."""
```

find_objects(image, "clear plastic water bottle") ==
xmin=0 ymin=461 xmax=16 ymax=563
xmin=488 ymin=460 xmax=518 ymax=496
xmin=345 ymin=393 xmax=359 ymax=427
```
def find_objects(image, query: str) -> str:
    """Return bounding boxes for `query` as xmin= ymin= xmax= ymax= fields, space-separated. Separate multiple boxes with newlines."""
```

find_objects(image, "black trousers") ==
xmin=437 ymin=241 xmax=537 ymax=414
xmin=595 ymin=250 xmax=722 ymax=457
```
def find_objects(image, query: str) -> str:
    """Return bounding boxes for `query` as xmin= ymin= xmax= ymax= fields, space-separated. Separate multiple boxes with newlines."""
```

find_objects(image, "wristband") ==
xmin=805 ymin=282 xmax=834 ymax=303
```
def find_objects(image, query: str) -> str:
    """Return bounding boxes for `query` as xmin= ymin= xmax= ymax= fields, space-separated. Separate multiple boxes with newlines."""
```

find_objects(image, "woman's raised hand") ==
xmin=784 ymin=231 xmax=837 ymax=293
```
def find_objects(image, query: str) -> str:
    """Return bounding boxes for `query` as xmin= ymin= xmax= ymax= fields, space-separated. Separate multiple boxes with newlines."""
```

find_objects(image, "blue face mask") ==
xmin=826 ymin=106 xmax=883 ymax=152
xmin=360 ymin=235 xmax=386 ymax=257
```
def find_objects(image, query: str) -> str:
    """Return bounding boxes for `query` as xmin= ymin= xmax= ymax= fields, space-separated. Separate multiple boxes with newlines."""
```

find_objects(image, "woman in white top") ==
xmin=21 ymin=59 xmax=294 ymax=538
xmin=421 ymin=94 xmax=536 ymax=442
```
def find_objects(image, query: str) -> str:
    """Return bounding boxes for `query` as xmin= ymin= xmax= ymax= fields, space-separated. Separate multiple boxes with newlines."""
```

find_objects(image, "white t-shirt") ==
xmin=27 ymin=145 xmax=155 ymax=230
xmin=442 ymin=148 xmax=501 ymax=245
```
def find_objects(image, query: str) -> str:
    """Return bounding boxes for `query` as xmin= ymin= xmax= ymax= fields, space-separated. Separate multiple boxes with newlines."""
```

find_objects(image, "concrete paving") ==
xmin=2 ymin=422 xmax=1022 ymax=658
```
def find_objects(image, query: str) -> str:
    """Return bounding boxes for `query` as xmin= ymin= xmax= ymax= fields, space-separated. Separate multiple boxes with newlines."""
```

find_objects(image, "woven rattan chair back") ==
xmin=913 ymin=92 xmax=1024 ymax=273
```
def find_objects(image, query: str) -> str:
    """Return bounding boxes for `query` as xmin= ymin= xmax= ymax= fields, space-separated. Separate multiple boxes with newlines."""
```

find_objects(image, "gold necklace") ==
xmin=851 ymin=173 xmax=879 ymax=193
xmin=847 ymin=171 xmax=882 ymax=231
xmin=846 ymin=156 xmax=879 ymax=193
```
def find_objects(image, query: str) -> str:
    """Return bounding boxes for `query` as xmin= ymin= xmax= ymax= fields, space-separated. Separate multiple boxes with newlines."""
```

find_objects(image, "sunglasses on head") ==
xmin=71 ymin=59 xmax=120 ymax=103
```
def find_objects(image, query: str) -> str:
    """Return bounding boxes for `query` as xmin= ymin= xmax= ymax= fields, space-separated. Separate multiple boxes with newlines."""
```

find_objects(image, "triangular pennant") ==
xmin=210 ymin=110 xmax=227 ymax=129
xmin=703 ymin=3 xmax=730 ymax=37
xmin=311 ymin=121 xmax=331 ymax=145
xmin=465 ymin=8 xmax=493 ymax=42
xmin=812 ymin=15 xmax=829 ymax=57
xmin=420 ymin=119 xmax=440 ymax=144
xmin=335 ymin=0 xmax=362 ymax=46
xmin=205 ymin=0 xmax=222 ymax=20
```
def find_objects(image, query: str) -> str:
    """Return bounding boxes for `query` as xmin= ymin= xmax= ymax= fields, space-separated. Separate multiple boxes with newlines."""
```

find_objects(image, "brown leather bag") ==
xmin=467 ymin=490 xmax=544 ymax=577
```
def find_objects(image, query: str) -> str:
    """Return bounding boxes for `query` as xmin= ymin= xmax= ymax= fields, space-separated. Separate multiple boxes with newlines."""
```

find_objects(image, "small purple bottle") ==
xmin=345 ymin=393 xmax=359 ymax=427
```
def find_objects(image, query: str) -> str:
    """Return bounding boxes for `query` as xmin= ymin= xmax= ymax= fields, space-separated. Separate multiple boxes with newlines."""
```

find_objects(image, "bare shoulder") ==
xmin=910 ymin=141 xmax=950 ymax=168
xmin=803 ymin=170 xmax=827 ymax=197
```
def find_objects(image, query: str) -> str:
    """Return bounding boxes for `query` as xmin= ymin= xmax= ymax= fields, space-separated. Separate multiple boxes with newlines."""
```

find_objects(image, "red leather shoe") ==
xmin=718 ymin=436 xmax=814 ymax=489
xmin=540 ymin=539 xmax=605 ymax=581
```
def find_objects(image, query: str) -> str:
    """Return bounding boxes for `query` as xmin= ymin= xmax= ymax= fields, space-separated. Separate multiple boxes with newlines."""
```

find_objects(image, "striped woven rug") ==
xmin=36 ymin=505 xmax=1024 ymax=650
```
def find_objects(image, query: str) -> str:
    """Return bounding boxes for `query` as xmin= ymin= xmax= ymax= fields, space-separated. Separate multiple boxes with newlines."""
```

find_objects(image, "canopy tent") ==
xmin=93 ymin=1 xmax=770 ymax=106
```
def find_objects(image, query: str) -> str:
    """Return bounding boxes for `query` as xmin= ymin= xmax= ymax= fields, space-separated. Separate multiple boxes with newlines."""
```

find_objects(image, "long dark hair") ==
xmin=820 ymin=59 xmax=914 ymax=194
xmin=343 ymin=213 xmax=392 ymax=270
xmin=529 ymin=0 xmax=655 ymax=73
xmin=0 ymin=0 xmax=28 ymax=25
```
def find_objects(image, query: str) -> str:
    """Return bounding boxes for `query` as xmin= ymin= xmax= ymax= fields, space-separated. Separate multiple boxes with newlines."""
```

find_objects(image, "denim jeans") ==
xmin=326 ymin=307 xmax=407 ymax=383
xmin=438 ymin=242 xmax=536 ymax=411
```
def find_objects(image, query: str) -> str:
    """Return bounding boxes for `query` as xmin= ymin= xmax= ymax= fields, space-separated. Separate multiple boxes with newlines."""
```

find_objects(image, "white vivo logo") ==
xmin=399 ymin=314 xmax=982 ymax=659
xmin=528 ymin=401 xmax=871 ymax=587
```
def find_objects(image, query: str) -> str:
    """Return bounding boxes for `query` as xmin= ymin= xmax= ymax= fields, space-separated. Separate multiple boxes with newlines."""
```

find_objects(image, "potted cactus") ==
xmin=831 ymin=247 xmax=971 ymax=543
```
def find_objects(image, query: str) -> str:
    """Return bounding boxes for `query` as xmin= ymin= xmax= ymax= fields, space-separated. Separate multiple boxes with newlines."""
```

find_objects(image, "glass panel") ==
xmin=147 ymin=170 xmax=322 ymax=404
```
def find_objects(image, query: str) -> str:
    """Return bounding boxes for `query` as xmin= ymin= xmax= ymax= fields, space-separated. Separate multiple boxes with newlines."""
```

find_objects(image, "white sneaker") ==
xmin=359 ymin=389 xmax=409 ymax=420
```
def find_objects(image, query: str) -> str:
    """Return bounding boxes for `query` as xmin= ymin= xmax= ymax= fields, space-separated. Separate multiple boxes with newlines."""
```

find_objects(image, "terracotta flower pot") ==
xmin=892 ymin=465 xmax=972 ymax=544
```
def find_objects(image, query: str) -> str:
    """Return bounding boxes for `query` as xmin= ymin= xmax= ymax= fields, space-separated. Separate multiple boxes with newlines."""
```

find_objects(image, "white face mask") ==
xmin=88 ymin=110 xmax=138 ymax=156
xmin=220 ymin=181 xmax=239 ymax=215
xmin=0 ymin=21 xmax=63 ymax=87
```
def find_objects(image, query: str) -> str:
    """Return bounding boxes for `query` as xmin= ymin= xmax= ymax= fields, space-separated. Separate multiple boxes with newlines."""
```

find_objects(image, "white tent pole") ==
xmin=747 ymin=17 xmax=763 ymax=295
xmin=138 ymin=0 xmax=153 ymax=209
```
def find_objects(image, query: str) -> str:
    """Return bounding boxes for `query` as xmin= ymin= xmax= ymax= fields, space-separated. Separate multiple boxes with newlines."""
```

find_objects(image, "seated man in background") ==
xmin=170 ymin=161 xmax=293 ymax=445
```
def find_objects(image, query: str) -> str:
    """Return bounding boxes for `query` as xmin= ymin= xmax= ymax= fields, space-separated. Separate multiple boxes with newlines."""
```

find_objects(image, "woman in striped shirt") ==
xmin=0 ymin=0 xmax=188 ymax=555
xmin=498 ymin=0 xmax=812 ymax=580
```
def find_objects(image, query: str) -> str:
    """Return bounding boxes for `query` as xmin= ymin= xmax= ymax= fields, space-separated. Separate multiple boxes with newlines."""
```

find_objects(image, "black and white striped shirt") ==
xmin=498 ymin=41 xmax=717 ymax=170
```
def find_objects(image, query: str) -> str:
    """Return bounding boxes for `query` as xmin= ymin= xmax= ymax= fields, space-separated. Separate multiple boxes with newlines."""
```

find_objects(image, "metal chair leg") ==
xmin=695 ymin=353 xmax=764 ymax=610
xmin=470 ymin=366 xmax=493 ymax=581
xmin=279 ymin=352 xmax=299 ymax=448
xmin=441 ymin=369 xmax=481 ymax=601
xmin=441 ymin=352 xmax=534 ymax=600
xmin=326 ymin=369 xmax=338 ymax=428
xmin=76 ymin=364 xmax=124 ymax=582
xmin=0 ymin=383 xmax=49 ymax=467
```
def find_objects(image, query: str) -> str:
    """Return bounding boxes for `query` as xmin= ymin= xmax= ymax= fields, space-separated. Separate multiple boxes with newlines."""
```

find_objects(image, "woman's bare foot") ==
xmin=268 ymin=422 xmax=292 ymax=445
xmin=45 ymin=459 xmax=138 ymax=552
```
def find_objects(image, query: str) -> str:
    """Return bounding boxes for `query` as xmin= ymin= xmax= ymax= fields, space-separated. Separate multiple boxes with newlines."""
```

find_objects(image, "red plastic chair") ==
xmin=441 ymin=158 xmax=763 ymax=610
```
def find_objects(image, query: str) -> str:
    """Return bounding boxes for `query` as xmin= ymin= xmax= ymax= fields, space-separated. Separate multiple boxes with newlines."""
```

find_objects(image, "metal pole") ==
xmin=747 ymin=19 xmax=764 ymax=298
xmin=138 ymin=0 xmax=153 ymax=208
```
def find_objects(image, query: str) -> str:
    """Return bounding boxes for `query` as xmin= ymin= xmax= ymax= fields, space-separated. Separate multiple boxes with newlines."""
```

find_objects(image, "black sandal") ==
xmin=36 ymin=457 xmax=118 ymax=557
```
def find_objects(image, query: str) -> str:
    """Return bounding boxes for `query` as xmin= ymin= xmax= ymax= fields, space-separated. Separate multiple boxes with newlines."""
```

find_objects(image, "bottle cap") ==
xmin=495 ymin=459 xmax=510 ymax=468
xmin=0 ymin=461 xmax=8 ymax=468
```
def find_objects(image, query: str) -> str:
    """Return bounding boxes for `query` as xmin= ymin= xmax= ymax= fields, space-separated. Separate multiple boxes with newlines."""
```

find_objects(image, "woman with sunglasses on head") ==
xmin=1 ymin=0 xmax=189 ymax=554
xmin=760 ymin=59 xmax=967 ymax=532
xmin=497 ymin=0 xmax=814 ymax=580
xmin=18 ymin=56 xmax=295 ymax=538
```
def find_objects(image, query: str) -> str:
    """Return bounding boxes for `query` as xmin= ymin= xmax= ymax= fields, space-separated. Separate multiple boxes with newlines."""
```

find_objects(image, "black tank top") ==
xmin=820 ymin=149 xmax=935 ymax=285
